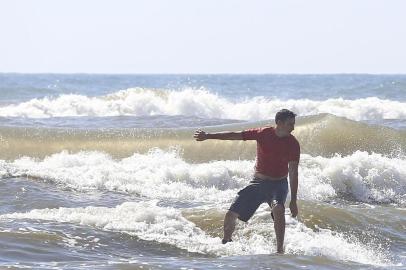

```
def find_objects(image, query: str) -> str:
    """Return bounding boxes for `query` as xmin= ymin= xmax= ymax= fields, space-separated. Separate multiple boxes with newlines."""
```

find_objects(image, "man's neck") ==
xmin=275 ymin=127 xmax=288 ymax=138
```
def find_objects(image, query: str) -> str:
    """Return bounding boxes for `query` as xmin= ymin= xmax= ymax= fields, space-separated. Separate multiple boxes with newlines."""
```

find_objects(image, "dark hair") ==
xmin=275 ymin=109 xmax=296 ymax=123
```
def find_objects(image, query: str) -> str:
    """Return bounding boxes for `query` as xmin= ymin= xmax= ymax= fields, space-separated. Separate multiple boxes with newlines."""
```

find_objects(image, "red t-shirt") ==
xmin=242 ymin=126 xmax=300 ymax=178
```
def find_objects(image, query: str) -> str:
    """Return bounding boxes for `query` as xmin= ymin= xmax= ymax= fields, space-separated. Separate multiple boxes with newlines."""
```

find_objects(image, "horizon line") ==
xmin=2 ymin=72 xmax=406 ymax=76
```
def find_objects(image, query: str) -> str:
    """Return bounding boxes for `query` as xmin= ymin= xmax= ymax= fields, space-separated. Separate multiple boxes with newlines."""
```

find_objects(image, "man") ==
xmin=194 ymin=109 xmax=300 ymax=254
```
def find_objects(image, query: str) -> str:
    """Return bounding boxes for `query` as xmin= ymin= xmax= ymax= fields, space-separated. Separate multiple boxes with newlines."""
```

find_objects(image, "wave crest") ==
xmin=1 ymin=88 xmax=406 ymax=120
xmin=1 ymin=149 xmax=405 ymax=205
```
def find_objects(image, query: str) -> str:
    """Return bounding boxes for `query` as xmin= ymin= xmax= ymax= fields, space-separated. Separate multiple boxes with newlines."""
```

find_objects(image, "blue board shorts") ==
xmin=229 ymin=177 xmax=289 ymax=222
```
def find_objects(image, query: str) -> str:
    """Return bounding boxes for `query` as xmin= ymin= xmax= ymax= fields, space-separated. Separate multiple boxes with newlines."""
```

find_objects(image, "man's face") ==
xmin=278 ymin=117 xmax=295 ymax=134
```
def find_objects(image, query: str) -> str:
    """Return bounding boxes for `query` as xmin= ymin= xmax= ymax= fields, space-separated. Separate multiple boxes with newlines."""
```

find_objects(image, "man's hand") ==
xmin=289 ymin=200 xmax=298 ymax=218
xmin=194 ymin=130 xmax=208 ymax=141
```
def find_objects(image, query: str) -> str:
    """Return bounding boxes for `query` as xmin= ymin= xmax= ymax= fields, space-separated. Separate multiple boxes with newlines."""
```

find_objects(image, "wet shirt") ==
xmin=242 ymin=127 xmax=300 ymax=178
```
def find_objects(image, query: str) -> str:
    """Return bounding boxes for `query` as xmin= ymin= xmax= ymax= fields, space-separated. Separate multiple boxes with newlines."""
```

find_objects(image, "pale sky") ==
xmin=1 ymin=0 xmax=405 ymax=74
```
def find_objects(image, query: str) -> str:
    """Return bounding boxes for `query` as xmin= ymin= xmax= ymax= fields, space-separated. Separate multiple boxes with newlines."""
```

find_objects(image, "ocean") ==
xmin=0 ymin=73 xmax=405 ymax=269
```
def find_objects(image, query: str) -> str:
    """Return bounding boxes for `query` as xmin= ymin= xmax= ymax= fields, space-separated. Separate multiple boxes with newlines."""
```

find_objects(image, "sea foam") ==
xmin=1 ymin=149 xmax=405 ymax=205
xmin=0 ymin=88 xmax=405 ymax=120
xmin=0 ymin=201 xmax=392 ymax=266
xmin=300 ymin=151 xmax=406 ymax=204
xmin=0 ymin=149 xmax=252 ymax=203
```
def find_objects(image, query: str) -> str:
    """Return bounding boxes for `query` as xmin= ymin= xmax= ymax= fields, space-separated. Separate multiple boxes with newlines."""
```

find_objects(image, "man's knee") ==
xmin=225 ymin=210 xmax=239 ymax=220
xmin=272 ymin=204 xmax=285 ymax=216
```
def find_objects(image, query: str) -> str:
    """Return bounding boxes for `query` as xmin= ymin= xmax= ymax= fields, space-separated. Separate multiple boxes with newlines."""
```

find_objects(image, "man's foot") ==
xmin=222 ymin=239 xmax=233 ymax=244
xmin=276 ymin=249 xmax=284 ymax=254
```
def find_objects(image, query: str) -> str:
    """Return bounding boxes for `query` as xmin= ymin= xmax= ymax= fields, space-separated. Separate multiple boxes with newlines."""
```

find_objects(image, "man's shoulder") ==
xmin=246 ymin=126 xmax=274 ymax=133
xmin=260 ymin=126 xmax=274 ymax=133
xmin=288 ymin=134 xmax=300 ymax=146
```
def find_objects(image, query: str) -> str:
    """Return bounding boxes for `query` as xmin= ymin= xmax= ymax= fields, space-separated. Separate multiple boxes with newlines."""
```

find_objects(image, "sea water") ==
xmin=0 ymin=74 xmax=405 ymax=269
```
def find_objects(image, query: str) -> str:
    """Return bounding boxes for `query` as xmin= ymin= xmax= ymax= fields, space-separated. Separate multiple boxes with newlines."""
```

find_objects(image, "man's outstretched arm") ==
xmin=194 ymin=130 xmax=243 ymax=141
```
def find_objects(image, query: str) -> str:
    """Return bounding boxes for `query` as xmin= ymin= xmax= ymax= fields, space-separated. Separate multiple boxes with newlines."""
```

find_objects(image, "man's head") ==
xmin=275 ymin=109 xmax=296 ymax=135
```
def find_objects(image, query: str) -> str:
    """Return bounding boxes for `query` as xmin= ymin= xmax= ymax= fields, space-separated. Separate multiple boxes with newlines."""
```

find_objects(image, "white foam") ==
xmin=1 ymin=149 xmax=252 ymax=203
xmin=1 ymin=150 xmax=405 ymax=205
xmin=0 ymin=201 xmax=392 ymax=266
xmin=0 ymin=88 xmax=405 ymax=120
xmin=284 ymin=219 xmax=390 ymax=265
xmin=299 ymin=151 xmax=406 ymax=204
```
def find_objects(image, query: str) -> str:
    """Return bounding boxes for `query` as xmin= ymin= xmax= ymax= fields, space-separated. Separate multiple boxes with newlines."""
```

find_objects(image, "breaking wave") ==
xmin=1 ymin=149 xmax=405 ymax=205
xmin=0 ymin=88 xmax=406 ymax=120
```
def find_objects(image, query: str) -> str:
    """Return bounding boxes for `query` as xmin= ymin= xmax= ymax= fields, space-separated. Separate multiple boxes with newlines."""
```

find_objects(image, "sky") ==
xmin=0 ymin=0 xmax=405 ymax=74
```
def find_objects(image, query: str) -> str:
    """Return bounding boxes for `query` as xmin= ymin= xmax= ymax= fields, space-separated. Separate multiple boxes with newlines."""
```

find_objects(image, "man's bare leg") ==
xmin=223 ymin=210 xmax=239 ymax=243
xmin=272 ymin=204 xmax=285 ymax=253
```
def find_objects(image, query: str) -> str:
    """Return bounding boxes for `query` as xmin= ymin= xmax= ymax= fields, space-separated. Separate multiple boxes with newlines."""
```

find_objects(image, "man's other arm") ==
xmin=288 ymin=161 xmax=299 ymax=217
